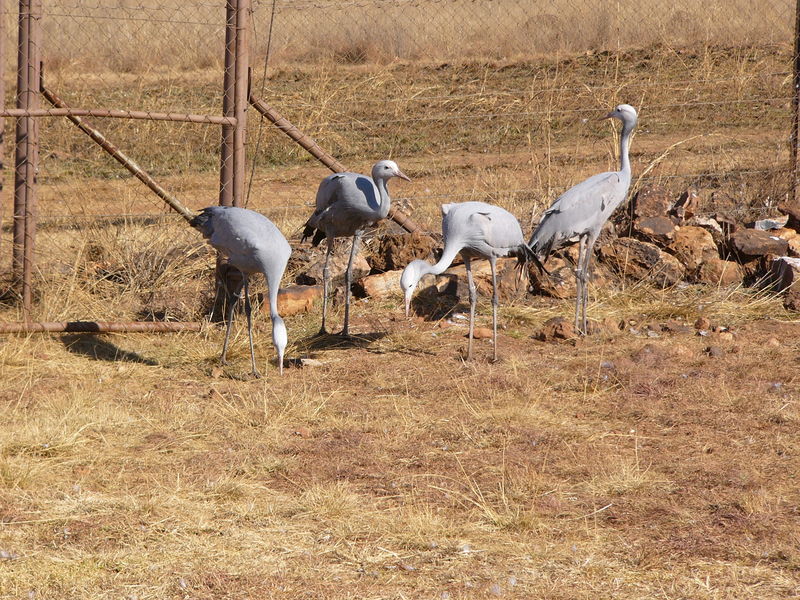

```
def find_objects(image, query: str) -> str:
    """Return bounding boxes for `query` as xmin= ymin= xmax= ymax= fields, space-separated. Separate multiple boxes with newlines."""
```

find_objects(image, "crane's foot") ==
xmin=315 ymin=326 xmax=329 ymax=337
xmin=250 ymin=369 xmax=263 ymax=379
xmin=336 ymin=329 xmax=357 ymax=341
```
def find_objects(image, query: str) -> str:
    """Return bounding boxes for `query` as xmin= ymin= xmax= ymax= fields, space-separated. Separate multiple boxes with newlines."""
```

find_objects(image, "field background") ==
xmin=1 ymin=1 xmax=800 ymax=598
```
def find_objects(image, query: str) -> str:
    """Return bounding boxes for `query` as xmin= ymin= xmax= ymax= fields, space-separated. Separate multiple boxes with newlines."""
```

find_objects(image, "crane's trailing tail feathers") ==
xmin=514 ymin=243 xmax=548 ymax=276
xmin=189 ymin=207 xmax=214 ymax=239
xmin=301 ymin=222 xmax=326 ymax=247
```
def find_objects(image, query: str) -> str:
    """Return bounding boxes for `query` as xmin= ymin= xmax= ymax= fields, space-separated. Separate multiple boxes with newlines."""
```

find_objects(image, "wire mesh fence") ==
xmin=0 ymin=0 xmax=797 ymax=324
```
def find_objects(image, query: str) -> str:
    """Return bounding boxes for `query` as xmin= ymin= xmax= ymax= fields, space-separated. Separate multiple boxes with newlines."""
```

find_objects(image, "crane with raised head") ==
xmin=302 ymin=159 xmax=411 ymax=336
xmin=527 ymin=104 xmax=638 ymax=334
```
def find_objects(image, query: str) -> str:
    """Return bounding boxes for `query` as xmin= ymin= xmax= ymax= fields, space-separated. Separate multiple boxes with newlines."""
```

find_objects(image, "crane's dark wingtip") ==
xmin=515 ymin=244 xmax=548 ymax=276
xmin=300 ymin=223 xmax=327 ymax=247
xmin=189 ymin=208 xmax=213 ymax=236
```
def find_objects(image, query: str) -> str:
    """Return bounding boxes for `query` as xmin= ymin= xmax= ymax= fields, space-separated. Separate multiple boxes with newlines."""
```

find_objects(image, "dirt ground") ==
xmin=1 ymin=282 xmax=799 ymax=598
xmin=1 ymin=44 xmax=800 ymax=598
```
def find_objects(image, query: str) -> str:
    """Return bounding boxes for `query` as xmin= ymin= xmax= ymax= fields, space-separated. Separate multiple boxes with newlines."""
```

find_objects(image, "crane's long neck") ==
xmin=263 ymin=267 xmax=287 ymax=374
xmin=419 ymin=240 xmax=463 ymax=280
xmin=374 ymin=177 xmax=392 ymax=220
xmin=618 ymin=119 xmax=635 ymax=177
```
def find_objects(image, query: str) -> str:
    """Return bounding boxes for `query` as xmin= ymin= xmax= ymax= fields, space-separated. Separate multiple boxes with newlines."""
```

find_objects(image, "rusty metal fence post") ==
xmin=12 ymin=0 xmax=41 ymax=319
xmin=218 ymin=0 xmax=235 ymax=207
xmin=0 ymin=0 xmax=5 ymax=267
xmin=219 ymin=0 xmax=249 ymax=207
xmin=213 ymin=0 xmax=251 ymax=322
xmin=11 ymin=0 xmax=29 ymax=283
xmin=790 ymin=0 xmax=800 ymax=206
xmin=233 ymin=0 xmax=249 ymax=207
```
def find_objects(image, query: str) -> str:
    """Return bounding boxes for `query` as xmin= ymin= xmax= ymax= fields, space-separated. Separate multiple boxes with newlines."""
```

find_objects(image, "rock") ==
xmin=635 ymin=216 xmax=676 ymax=246
xmin=528 ymin=256 xmax=577 ymax=298
xmin=661 ymin=319 xmax=693 ymax=334
xmin=630 ymin=343 xmax=665 ymax=365
xmin=686 ymin=216 xmax=725 ymax=247
xmin=596 ymin=220 xmax=618 ymax=249
xmin=370 ymin=232 xmax=437 ymax=272
xmin=731 ymin=229 xmax=789 ymax=261
xmin=260 ymin=285 xmax=322 ymax=317
xmin=533 ymin=316 xmax=577 ymax=341
xmin=785 ymin=287 xmax=800 ymax=311
xmin=668 ymin=226 xmax=719 ymax=274
xmin=299 ymin=246 xmax=371 ymax=288
xmin=772 ymin=228 xmax=800 ymax=257
xmin=769 ymin=257 xmax=800 ymax=291
xmin=752 ymin=215 xmax=789 ymax=230
xmin=697 ymin=257 xmax=743 ymax=287
xmin=360 ymin=269 xmax=403 ymax=299
xmin=527 ymin=255 xmax=612 ymax=299
xmin=469 ymin=327 xmax=493 ymax=339
xmin=631 ymin=186 xmax=673 ymax=219
xmin=669 ymin=188 xmax=701 ymax=222
xmin=714 ymin=330 xmax=735 ymax=343
xmin=778 ymin=203 xmax=800 ymax=231
xmin=298 ymin=358 xmax=324 ymax=368
xmin=598 ymin=238 xmax=685 ymax=288
xmin=694 ymin=317 xmax=711 ymax=330
xmin=705 ymin=345 xmax=725 ymax=358
xmin=774 ymin=227 xmax=800 ymax=241
xmin=714 ymin=211 xmax=740 ymax=237
xmin=441 ymin=258 xmax=526 ymax=302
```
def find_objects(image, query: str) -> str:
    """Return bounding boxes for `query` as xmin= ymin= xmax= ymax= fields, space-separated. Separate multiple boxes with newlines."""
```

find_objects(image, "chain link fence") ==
xmin=0 ymin=0 xmax=797 ymax=323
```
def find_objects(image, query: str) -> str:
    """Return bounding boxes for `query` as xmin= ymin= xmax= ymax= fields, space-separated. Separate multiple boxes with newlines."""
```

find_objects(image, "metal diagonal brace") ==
xmin=41 ymin=84 xmax=196 ymax=223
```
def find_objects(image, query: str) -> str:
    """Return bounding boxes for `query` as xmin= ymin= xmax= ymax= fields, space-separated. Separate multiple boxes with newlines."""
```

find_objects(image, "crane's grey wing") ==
xmin=193 ymin=206 xmax=291 ymax=275
xmin=544 ymin=171 xmax=621 ymax=217
xmin=302 ymin=173 xmax=351 ymax=242
xmin=529 ymin=171 xmax=623 ymax=258
xmin=468 ymin=209 xmax=524 ymax=251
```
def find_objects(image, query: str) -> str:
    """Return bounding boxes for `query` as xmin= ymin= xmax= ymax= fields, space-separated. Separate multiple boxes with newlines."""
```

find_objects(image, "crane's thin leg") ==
xmin=490 ymin=257 xmax=499 ymax=363
xmin=220 ymin=276 xmax=245 ymax=366
xmin=242 ymin=275 xmax=261 ymax=378
xmin=574 ymin=235 xmax=587 ymax=334
xmin=582 ymin=235 xmax=598 ymax=335
xmin=340 ymin=230 xmax=362 ymax=337
xmin=465 ymin=257 xmax=476 ymax=361
xmin=319 ymin=237 xmax=334 ymax=336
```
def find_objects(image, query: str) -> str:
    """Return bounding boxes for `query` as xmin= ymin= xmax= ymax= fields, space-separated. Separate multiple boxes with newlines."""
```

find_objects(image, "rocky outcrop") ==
xmin=598 ymin=238 xmax=685 ymax=288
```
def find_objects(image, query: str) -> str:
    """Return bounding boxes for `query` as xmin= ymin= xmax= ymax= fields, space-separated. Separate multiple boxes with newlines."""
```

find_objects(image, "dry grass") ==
xmin=1 ymin=3 xmax=799 ymax=597
xmin=1 ymin=285 xmax=799 ymax=598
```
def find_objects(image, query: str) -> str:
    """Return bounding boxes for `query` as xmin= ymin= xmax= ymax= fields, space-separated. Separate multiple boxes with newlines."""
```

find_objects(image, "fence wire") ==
xmin=0 ymin=0 xmax=796 ymax=323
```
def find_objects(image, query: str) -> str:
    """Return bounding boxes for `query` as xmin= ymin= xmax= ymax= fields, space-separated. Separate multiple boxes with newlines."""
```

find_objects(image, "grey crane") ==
xmin=191 ymin=205 xmax=291 ymax=377
xmin=302 ymin=159 xmax=411 ymax=336
xmin=400 ymin=201 xmax=533 ymax=362
xmin=527 ymin=104 xmax=638 ymax=335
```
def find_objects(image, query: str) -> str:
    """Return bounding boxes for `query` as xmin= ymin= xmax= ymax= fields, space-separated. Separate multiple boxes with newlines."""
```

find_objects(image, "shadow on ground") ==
xmin=300 ymin=331 xmax=388 ymax=351
xmin=61 ymin=334 xmax=159 ymax=365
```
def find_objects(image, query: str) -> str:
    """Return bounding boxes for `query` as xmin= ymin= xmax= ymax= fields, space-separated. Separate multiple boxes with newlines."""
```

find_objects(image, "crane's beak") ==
xmin=404 ymin=290 xmax=412 ymax=317
xmin=599 ymin=110 xmax=615 ymax=121
xmin=396 ymin=169 xmax=412 ymax=182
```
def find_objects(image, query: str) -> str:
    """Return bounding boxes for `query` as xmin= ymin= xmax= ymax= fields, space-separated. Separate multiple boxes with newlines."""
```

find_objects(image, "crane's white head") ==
xmin=602 ymin=104 xmax=638 ymax=127
xmin=372 ymin=159 xmax=411 ymax=183
xmin=272 ymin=316 xmax=287 ymax=375
xmin=400 ymin=259 xmax=429 ymax=316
